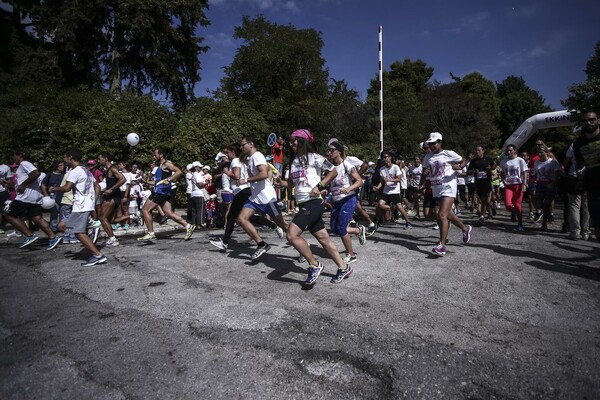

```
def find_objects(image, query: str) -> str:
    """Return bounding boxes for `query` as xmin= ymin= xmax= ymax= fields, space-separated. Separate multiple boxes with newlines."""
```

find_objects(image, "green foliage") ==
xmin=0 ymin=85 xmax=175 ymax=169
xmin=220 ymin=16 xmax=330 ymax=134
xmin=563 ymin=41 xmax=600 ymax=113
xmin=496 ymin=75 xmax=551 ymax=143
xmin=170 ymin=97 xmax=269 ymax=167
xmin=3 ymin=0 xmax=210 ymax=109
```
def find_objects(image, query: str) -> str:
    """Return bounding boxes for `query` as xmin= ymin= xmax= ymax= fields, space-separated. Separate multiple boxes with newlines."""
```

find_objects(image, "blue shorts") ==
xmin=243 ymin=200 xmax=281 ymax=218
xmin=221 ymin=192 xmax=234 ymax=204
xmin=330 ymin=195 xmax=357 ymax=236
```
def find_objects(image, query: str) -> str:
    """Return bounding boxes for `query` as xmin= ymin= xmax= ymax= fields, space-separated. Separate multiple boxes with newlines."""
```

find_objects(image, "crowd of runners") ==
xmin=1 ymin=111 xmax=598 ymax=284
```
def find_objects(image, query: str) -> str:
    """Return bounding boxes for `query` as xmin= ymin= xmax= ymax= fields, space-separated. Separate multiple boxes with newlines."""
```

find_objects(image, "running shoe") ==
xmin=7 ymin=230 xmax=22 ymax=238
xmin=477 ymin=217 xmax=485 ymax=226
xmin=343 ymin=254 xmax=357 ymax=264
xmin=137 ymin=232 xmax=157 ymax=242
xmin=407 ymin=209 xmax=416 ymax=217
xmin=533 ymin=212 xmax=542 ymax=223
xmin=529 ymin=212 xmax=535 ymax=220
xmin=582 ymin=232 xmax=590 ymax=241
xmin=432 ymin=224 xmax=439 ymax=230
xmin=304 ymin=261 xmax=324 ymax=286
xmin=81 ymin=254 xmax=108 ymax=267
xmin=251 ymin=243 xmax=271 ymax=260
xmin=358 ymin=224 xmax=366 ymax=245
xmin=184 ymin=224 xmax=196 ymax=240
xmin=89 ymin=226 xmax=100 ymax=244
xmin=19 ymin=234 xmax=39 ymax=249
xmin=103 ymin=237 xmax=120 ymax=247
xmin=404 ymin=223 xmax=413 ymax=230
xmin=515 ymin=224 xmax=525 ymax=232
xmin=122 ymin=224 xmax=130 ymax=231
xmin=159 ymin=216 xmax=169 ymax=225
xmin=432 ymin=244 xmax=447 ymax=256
xmin=297 ymin=255 xmax=306 ymax=263
xmin=47 ymin=236 xmax=62 ymax=250
xmin=366 ymin=224 xmax=376 ymax=237
xmin=462 ymin=225 xmax=472 ymax=244
xmin=111 ymin=223 xmax=122 ymax=230
xmin=330 ymin=265 xmax=353 ymax=284
xmin=275 ymin=227 xmax=285 ymax=239
xmin=210 ymin=238 xmax=228 ymax=251
xmin=455 ymin=209 xmax=462 ymax=216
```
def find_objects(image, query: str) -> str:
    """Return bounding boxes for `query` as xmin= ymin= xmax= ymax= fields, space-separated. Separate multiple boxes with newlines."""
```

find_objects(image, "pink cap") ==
xmin=291 ymin=129 xmax=314 ymax=143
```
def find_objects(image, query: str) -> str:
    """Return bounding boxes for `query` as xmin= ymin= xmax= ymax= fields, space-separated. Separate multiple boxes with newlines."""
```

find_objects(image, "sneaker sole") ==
xmin=251 ymin=244 xmax=271 ymax=260
xmin=19 ymin=236 xmax=39 ymax=249
xmin=82 ymin=257 xmax=108 ymax=267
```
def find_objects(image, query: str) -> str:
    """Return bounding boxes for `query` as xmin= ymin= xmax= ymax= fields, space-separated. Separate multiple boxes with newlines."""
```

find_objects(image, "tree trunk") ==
xmin=108 ymin=7 xmax=123 ymax=95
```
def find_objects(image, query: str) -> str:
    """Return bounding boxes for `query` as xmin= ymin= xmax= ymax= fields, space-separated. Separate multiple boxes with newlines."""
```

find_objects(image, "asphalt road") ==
xmin=1 ymin=207 xmax=599 ymax=399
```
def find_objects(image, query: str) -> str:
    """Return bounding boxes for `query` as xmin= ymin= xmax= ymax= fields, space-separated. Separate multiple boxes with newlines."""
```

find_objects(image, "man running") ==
xmin=468 ymin=145 xmax=495 ymax=225
xmin=373 ymin=151 xmax=412 ymax=230
xmin=137 ymin=148 xmax=195 ymax=242
xmin=97 ymin=153 xmax=126 ymax=247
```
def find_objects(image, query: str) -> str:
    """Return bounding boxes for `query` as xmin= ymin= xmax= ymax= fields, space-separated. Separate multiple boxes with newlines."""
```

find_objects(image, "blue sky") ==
xmin=197 ymin=0 xmax=600 ymax=109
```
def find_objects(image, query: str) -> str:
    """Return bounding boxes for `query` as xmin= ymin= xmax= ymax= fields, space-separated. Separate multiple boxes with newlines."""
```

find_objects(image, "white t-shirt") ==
xmin=408 ymin=165 xmax=422 ymax=188
xmin=379 ymin=164 xmax=402 ymax=195
xmin=500 ymin=157 xmax=528 ymax=185
xmin=0 ymin=164 xmax=9 ymax=193
xmin=345 ymin=156 xmax=363 ymax=171
xmin=399 ymin=165 xmax=408 ymax=189
xmin=565 ymin=144 xmax=577 ymax=176
xmin=423 ymin=150 xmax=463 ymax=198
xmin=15 ymin=160 xmax=42 ymax=204
xmin=230 ymin=158 xmax=249 ymax=195
xmin=185 ymin=172 xmax=194 ymax=194
xmin=129 ymin=182 xmax=142 ymax=208
xmin=247 ymin=151 xmax=277 ymax=204
xmin=120 ymin=171 xmax=132 ymax=192
xmin=190 ymin=171 xmax=205 ymax=198
xmin=67 ymin=165 xmax=95 ymax=212
xmin=290 ymin=153 xmax=334 ymax=203
xmin=329 ymin=160 xmax=356 ymax=202
xmin=534 ymin=158 xmax=561 ymax=185
xmin=221 ymin=170 xmax=232 ymax=193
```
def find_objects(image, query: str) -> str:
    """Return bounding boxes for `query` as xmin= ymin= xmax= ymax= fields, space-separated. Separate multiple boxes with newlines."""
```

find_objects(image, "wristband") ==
xmin=316 ymin=182 xmax=325 ymax=191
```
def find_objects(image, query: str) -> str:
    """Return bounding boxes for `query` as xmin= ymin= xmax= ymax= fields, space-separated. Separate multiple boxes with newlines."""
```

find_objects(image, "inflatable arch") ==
xmin=501 ymin=110 xmax=577 ymax=152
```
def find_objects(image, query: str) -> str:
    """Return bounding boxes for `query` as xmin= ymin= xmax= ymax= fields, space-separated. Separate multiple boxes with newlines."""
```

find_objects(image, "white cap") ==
xmin=327 ymin=137 xmax=340 ymax=146
xmin=202 ymin=165 xmax=210 ymax=171
xmin=425 ymin=132 xmax=443 ymax=143
xmin=192 ymin=161 xmax=202 ymax=168
xmin=186 ymin=163 xmax=193 ymax=171
xmin=368 ymin=161 xmax=375 ymax=166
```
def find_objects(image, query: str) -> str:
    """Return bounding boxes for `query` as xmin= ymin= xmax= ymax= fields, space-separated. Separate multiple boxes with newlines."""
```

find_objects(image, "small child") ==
xmin=205 ymin=194 xmax=219 ymax=229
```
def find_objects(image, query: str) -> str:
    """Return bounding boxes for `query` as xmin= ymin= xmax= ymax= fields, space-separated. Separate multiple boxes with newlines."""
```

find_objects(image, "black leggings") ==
xmin=190 ymin=196 xmax=205 ymax=226
xmin=223 ymin=188 xmax=277 ymax=244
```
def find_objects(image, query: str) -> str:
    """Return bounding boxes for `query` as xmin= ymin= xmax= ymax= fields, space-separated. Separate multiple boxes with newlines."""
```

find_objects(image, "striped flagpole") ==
xmin=378 ymin=26 xmax=384 ymax=156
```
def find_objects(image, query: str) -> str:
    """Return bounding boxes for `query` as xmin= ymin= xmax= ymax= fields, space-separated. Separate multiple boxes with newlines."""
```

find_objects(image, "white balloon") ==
xmin=41 ymin=196 xmax=56 ymax=210
xmin=127 ymin=132 xmax=140 ymax=146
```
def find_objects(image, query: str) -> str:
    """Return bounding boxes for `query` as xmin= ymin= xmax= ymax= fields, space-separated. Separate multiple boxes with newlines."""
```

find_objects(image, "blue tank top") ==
xmin=155 ymin=162 xmax=172 ymax=195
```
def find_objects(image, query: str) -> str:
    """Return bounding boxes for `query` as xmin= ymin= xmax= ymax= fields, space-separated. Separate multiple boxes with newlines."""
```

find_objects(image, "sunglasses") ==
xmin=327 ymin=148 xmax=338 ymax=153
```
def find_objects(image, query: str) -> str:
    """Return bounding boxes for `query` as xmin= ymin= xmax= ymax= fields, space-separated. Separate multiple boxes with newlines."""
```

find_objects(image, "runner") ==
xmin=325 ymin=140 xmax=366 ymax=264
xmin=500 ymin=144 xmax=528 ymax=231
xmin=373 ymin=151 xmax=412 ymax=230
xmin=422 ymin=132 xmax=472 ymax=256
xmin=97 ymin=153 xmax=126 ymax=247
xmin=467 ymin=145 xmax=495 ymax=226
xmin=137 ymin=148 xmax=195 ymax=242
xmin=284 ymin=129 xmax=351 ymax=285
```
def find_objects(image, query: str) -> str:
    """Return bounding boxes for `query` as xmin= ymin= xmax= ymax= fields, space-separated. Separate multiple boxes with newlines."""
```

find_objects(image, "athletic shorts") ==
xmin=8 ymin=200 xmax=43 ymax=219
xmin=221 ymin=192 xmax=234 ymax=204
xmin=379 ymin=193 xmax=401 ymax=205
xmin=0 ymin=191 xmax=9 ymax=205
xmin=475 ymin=179 xmax=492 ymax=197
xmin=330 ymin=195 xmax=357 ymax=236
xmin=243 ymin=200 xmax=281 ymax=218
xmin=423 ymin=193 xmax=434 ymax=209
xmin=291 ymin=199 xmax=326 ymax=234
xmin=149 ymin=193 xmax=170 ymax=207
xmin=64 ymin=211 xmax=91 ymax=234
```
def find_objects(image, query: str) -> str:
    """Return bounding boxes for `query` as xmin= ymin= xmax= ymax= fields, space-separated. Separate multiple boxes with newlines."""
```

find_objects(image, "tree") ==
xmin=562 ymin=40 xmax=600 ymax=113
xmin=496 ymin=75 xmax=550 ymax=143
xmin=220 ymin=16 xmax=330 ymax=136
xmin=3 ymin=0 xmax=210 ymax=109
xmin=366 ymin=58 xmax=433 ymax=157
